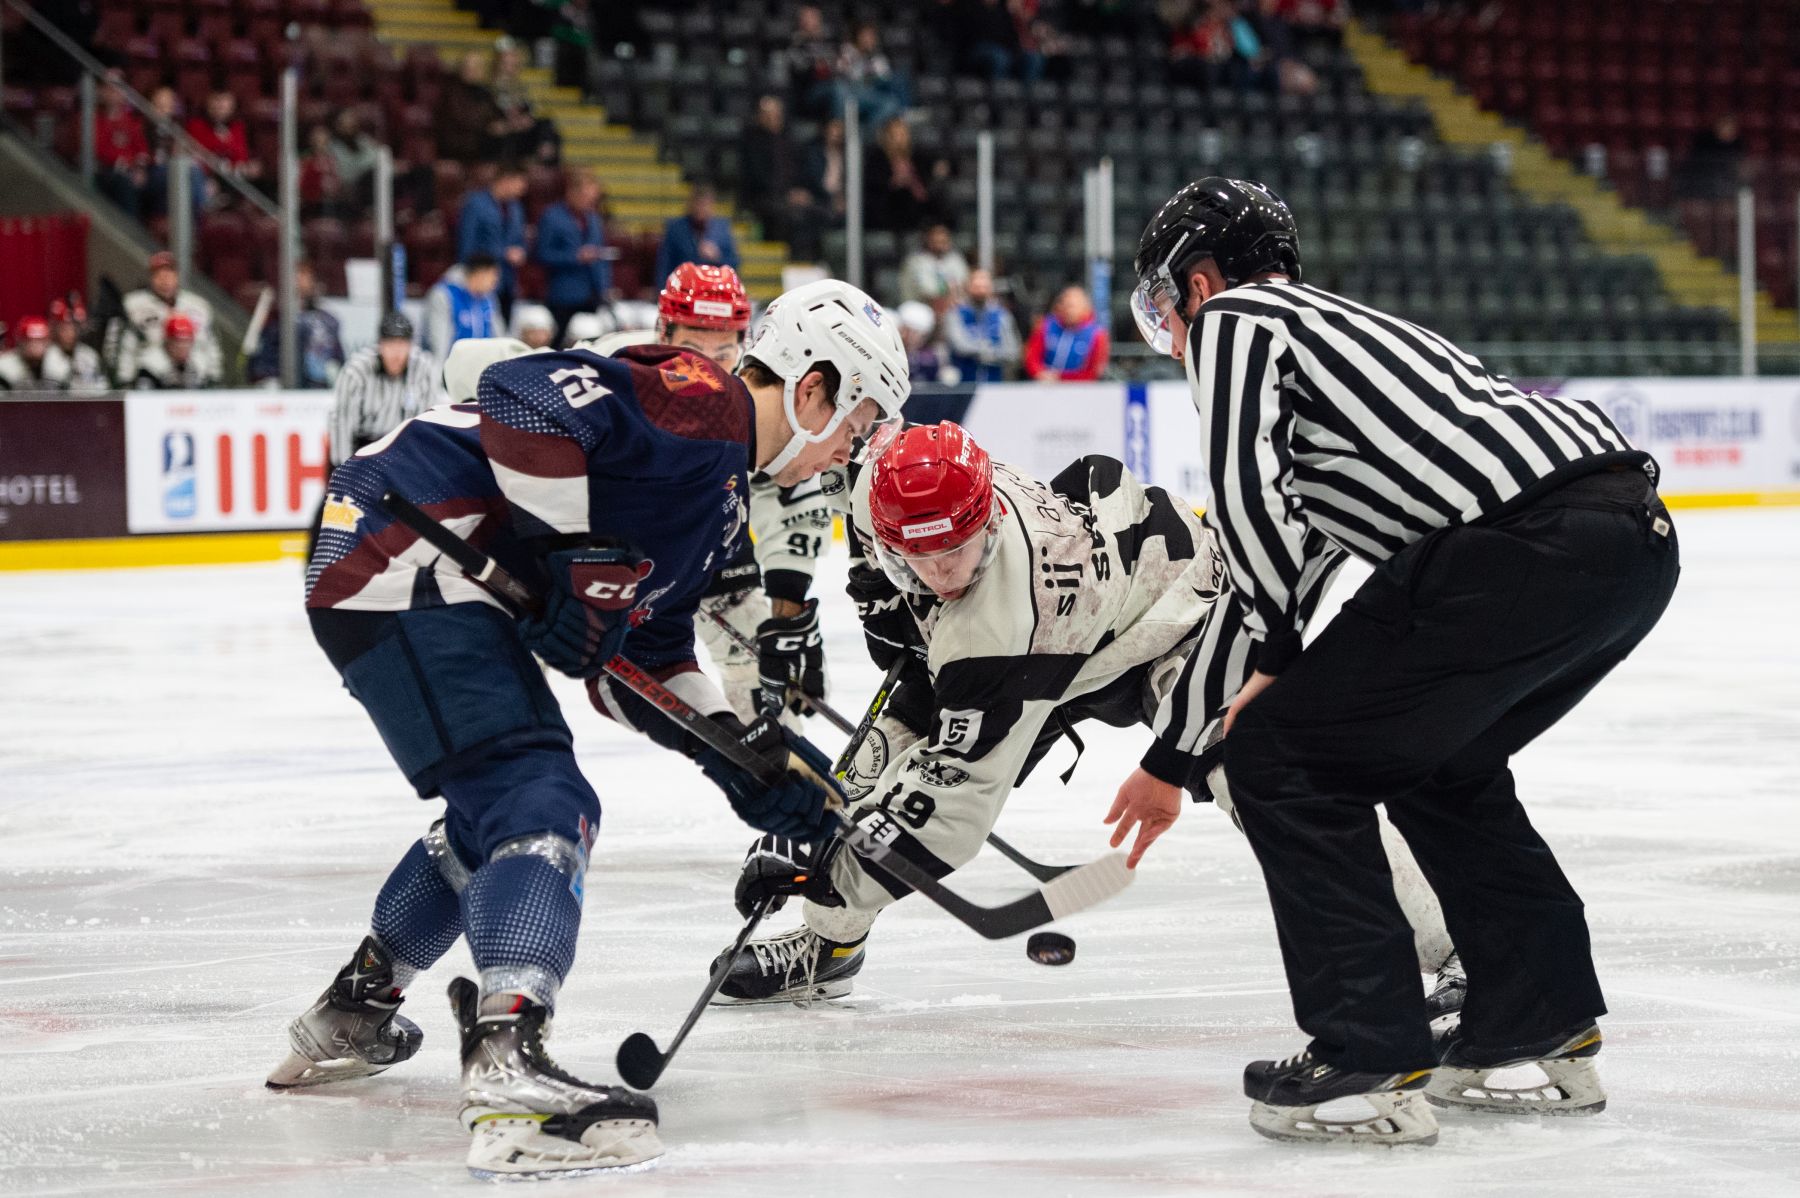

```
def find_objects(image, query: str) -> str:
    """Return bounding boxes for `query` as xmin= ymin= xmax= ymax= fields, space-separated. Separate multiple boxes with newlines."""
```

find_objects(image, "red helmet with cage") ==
xmin=869 ymin=422 xmax=996 ymax=556
xmin=657 ymin=263 xmax=751 ymax=332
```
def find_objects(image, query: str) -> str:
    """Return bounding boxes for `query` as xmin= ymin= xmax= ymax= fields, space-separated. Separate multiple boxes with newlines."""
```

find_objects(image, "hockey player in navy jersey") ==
xmin=266 ymin=279 xmax=909 ymax=1179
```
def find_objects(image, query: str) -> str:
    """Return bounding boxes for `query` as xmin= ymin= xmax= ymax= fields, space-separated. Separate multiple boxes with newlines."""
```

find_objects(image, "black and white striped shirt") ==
xmin=1185 ymin=281 xmax=1646 ymax=673
xmin=329 ymin=345 xmax=443 ymax=465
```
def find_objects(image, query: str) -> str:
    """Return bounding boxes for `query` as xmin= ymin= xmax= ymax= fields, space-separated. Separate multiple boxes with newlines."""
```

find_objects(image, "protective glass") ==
xmin=871 ymin=500 xmax=1004 ymax=598
xmin=1131 ymin=263 xmax=1182 ymax=357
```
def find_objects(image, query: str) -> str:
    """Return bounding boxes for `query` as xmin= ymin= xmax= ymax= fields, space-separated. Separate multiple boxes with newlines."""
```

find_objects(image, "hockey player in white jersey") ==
xmin=710 ymin=422 xmax=1456 ymax=1003
xmin=592 ymin=263 xmax=839 ymax=724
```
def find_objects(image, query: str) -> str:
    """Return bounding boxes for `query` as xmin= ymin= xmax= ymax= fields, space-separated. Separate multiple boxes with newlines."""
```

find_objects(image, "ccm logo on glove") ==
xmin=576 ymin=559 xmax=656 ymax=610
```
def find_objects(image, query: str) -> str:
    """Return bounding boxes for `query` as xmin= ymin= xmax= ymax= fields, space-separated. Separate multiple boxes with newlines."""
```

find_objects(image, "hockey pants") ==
xmin=1224 ymin=468 xmax=1680 ymax=1072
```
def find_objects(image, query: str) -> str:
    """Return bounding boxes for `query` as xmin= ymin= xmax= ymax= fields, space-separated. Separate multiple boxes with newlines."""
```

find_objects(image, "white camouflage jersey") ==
xmin=806 ymin=453 xmax=1322 ymax=935
xmin=103 ymin=288 xmax=220 ymax=385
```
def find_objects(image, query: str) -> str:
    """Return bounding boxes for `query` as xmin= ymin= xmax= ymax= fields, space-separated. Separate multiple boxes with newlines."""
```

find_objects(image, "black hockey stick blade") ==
xmin=985 ymin=831 xmax=1078 ymax=883
xmin=616 ymin=895 xmax=776 ymax=1090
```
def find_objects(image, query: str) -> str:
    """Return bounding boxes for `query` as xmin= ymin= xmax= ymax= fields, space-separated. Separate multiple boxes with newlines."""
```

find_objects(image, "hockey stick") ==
xmin=612 ymin=674 xmax=891 ymax=1090
xmin=380 ymin=492 xmax=1133 ymax=942
xmin=703 ymin=606 xmax=1078 ymax=883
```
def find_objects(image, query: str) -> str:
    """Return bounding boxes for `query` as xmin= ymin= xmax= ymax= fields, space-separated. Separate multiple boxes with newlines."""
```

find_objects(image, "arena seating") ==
xmin=588 ymin=2 xmax=1737 ymax=376
xmin=1388 ymin=0 xmax=1800 ymax=310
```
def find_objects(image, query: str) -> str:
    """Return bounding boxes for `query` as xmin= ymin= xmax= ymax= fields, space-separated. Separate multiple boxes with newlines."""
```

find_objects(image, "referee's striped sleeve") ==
xmin=1189 ymin=307 xmax=1312 ymax=674
xmin=329 ymin=355 xmax=370 ymax=466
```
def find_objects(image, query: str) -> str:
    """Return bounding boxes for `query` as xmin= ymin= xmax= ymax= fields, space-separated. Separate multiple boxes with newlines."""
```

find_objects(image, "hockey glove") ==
xmin=846 ymin=562 xmax=924 ymax=671
xmin=695 ymin=715 xmax=841 ymax=840
xmin=756 ymin=598 xmax=827 ymax=717
xmin=732 ymin=834 xmax=845 ymax=918
xmin=518 ymin=544 xmax=648 ymax=678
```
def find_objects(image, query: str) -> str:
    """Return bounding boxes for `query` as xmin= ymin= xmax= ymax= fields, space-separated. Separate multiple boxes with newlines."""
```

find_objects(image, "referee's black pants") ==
xmin=1224 ymin=468 xmax=1680 ymax=1072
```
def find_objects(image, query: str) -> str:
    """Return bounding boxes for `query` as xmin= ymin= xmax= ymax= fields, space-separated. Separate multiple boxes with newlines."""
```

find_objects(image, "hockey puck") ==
xmin=1026 ymin=931 xmax=1076 ymax=966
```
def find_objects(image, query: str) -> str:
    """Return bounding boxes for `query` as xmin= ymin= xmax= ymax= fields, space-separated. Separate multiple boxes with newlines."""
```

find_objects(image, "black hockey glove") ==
xmin=519 ymin=544 xmax=647 ymax=678
xmin=846 ymin=562 xmax=924 ymax=671
xmin=695 ymin=715 xmax=841 ymax=840
xmin=732 ymin=834 xmax=845 ymax=918
xmin=756 ymin=598 xmax=827 ymax=717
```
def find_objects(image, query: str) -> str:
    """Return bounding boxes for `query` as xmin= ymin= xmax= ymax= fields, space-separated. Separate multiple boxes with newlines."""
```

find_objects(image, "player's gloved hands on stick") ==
xmin=695 ymin=715 xmax=841 ymax=839
xmin=733 ymin=834 xmax=815 ymax=917
xmin=519 ymin=544 xmax=647 ymax=678
xmin=847 ymin=562 xmax=924 ymax=671
xmin=756 ymin=598 xmax=827 ymax=716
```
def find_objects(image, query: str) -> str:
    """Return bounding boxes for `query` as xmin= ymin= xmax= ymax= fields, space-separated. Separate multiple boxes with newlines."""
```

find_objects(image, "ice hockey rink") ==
xmin=3 ymin=507 xmax=1798 ymax=1197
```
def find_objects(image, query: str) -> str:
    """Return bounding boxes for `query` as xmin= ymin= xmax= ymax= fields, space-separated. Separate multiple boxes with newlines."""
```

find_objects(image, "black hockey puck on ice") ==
xmin=1026 ymin=931 xmax=1076 ymax=966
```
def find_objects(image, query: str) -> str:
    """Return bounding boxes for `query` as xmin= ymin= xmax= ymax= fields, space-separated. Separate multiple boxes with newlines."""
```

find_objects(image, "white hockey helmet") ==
xmin=742 ymin=278 xmax=910 ymax=477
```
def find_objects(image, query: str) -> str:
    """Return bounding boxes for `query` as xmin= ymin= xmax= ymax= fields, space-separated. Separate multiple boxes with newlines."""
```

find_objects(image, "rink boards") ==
xmin=4 ymin=377 xmax=1799 ymax=569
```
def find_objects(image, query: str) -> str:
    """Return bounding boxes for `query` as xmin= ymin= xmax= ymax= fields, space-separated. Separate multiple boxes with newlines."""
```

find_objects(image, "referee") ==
xmin=308 ymin=312 xmax=443 ymax=559
xmin=1120 ymin=178 xmax=1680 ymax=1145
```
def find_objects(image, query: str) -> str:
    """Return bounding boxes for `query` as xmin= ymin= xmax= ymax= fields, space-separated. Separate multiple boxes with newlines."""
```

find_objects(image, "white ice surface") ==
xmin=2 ymin=509 xmax=1799 ymax=1196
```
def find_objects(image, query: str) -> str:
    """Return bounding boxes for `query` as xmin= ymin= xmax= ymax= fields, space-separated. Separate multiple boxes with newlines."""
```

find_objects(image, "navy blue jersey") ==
xmin=306 ymin=345 xmax=754 ymax=670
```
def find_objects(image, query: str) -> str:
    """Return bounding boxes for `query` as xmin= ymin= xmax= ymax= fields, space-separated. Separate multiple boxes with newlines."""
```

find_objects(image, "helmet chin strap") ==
xmin=758 ymin=372 xmax=851 ymax=479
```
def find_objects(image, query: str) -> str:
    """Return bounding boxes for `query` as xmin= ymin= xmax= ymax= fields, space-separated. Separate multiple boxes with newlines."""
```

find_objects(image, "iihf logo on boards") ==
xmin=161 ymin=431 xmax=196 ymax=519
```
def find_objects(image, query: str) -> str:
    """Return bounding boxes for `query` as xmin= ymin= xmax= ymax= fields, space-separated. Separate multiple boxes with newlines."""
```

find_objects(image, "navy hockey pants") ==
xmin=1224 ymin=468 xmax=1681 ymax=1073
xmin=310 ymin=603 xmax=601 ymax=867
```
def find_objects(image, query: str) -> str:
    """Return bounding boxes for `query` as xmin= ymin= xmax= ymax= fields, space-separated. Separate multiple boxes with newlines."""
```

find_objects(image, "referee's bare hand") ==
xmin=1104 ymin=767 xmax=1182 ymax=869
xmin=1223 ymin=669 xmax=1278 ymax=734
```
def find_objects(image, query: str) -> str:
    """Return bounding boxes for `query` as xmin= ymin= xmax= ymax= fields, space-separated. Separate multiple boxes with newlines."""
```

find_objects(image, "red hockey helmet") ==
xmin=16 ymin=316 xmax=49 ymax=341
xmin=164 ymin=312 xmax=197 ymax=340
xmin=868 ymin=423 xmax=1004 ymax=599
xmin=658 ymin=263 xmax=751 ymax=331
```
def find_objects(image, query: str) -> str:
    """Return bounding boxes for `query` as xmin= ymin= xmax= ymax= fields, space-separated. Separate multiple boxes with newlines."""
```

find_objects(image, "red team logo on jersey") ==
xmin=658 ymin=352 xmax=725 ymax=396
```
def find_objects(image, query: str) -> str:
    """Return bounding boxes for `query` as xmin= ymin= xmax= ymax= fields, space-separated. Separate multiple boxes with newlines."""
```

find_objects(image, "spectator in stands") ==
xmin=945 ymin=269 xmax=1021 ymax=382
xmin=328 ymin=110 xmax=382 ymax=208
xmin=104 ymin=251 xmax=219 ymax=387
xmin=0 ymin=317 xmax=60 ymax=392
xmin=1024 ymin=285 xmax=1109 ymax=381
xmin=424 ymin=252 xmax=502 ymax=359
xmin=438 ymin=50 xmax=507 ymax=164
xmin=897 ymin=300 xmax=950 ymax=384
xmin=185 ymin=90 xmax=261 ymax=188
xmin=248 ymin=261 xmax=346 ymax=388
xmin=1167 ymin=0 xmax=1235 ymax=89
xmin=1277 ymin=0 xmax=1347 ymax=55
xmin=837 ymin=22 xmax=911 ymax=128
xmin=46 ymin=300 xmax=106 ymax=391
xmin=533 ymin=169 xmax=611 ymax=340
xmin=512 ymin=303 xmax=558 ymax=350
xmin=94 ymin=75 xmax=149 ymax=221
xmin=133 ymin=313 xmax=218 ymax=390
xmin=459 ymin=164 xmax=529 ymax=317
xmin=787 ymin=4 xmax=841 ymax=119
xmin=866 ymin=117 xmax=948 ymax=233
xmin=143 ymin=85 xmax=207 ymax=221
xmin=1677 ymin=113 xmax=1747 ymax=202
xmin=1250 ymin=0 xmax=1321 ymax=98
xmin=491 ymin=40 xmax=562 ymax=164
xmin=900 ymin=223 xmax=972 ymax=305
xmin=654 ymin=185 xmax=740 ymax=287
xmin=955 ymin=0 xmax=1033 ymax=81
xmin=804 ymin=117 xmax=848 ymax=218
xmin=300 ymin=124 xmax=346 ymax=220
xmin=739 ymin=95 xmax=825 ymax=260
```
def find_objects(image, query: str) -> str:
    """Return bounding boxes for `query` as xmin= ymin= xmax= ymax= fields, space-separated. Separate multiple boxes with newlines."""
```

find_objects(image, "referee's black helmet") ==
xmin=378 ymin=310 xmax=415 ymax=341
xmin=1131 ymin=177 xmax=1301 ymax=353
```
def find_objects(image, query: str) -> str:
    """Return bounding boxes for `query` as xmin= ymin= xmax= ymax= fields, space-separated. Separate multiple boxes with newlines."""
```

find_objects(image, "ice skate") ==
xmin=266 ymin=935 xmax=423 ymax=1089
xmin=450 ymin=977 xmax=662 ymax=1179
xmin=1425 ymin=951 xmax=1466 ymax=1023
xmin=1244 ymin=1049 xmax=1438 ymax=1146
xmin=1427 ymin=1022 xmax=1606 ymax=1115
xmin=709 ymin=924 xmax=867 ymax=1005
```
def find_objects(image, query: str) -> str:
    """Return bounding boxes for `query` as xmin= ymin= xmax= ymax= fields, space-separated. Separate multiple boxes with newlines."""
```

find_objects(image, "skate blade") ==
xmin=1426 ymin=1057 xmax=1606 ymax=1116
xmin=465 ymin=1114 xmax=663 ymax=1180
xmin=708 ymin=978 xmax=855 ymax=1007
xmin=265 ymin=1050 xmax=392 ymax=1089
xmin=1249 ymin=1091 xmax=1440 ymax=1146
